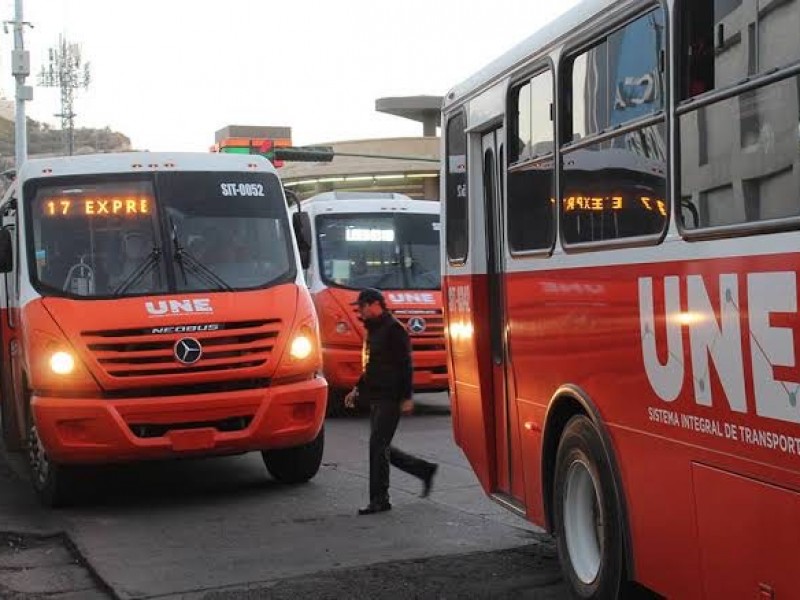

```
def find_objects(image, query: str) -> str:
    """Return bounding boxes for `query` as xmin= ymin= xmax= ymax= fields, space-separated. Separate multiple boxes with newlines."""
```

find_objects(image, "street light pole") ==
xmin=7 ymin=0 xmax=33 ymax=168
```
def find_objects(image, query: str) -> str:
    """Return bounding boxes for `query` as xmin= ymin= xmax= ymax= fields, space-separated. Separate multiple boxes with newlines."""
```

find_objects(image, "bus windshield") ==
xmin=316 ymin=212 xmax=441 ymax=291
xmin=26 ymin=171 xmax=295 ymax=298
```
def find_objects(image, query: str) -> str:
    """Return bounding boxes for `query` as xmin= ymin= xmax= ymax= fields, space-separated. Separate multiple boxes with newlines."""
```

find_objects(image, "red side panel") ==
xmin=450 ymin=252 xmax=800 ymax=598
xmin=444 ymin=274 xmax=496 ymax=492
xmin=693 ymin=463 xmax=800 ymax=599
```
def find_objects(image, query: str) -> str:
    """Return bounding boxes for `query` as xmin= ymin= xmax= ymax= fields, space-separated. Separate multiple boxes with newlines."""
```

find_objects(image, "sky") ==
xmin=0 ymin=0 xmax=581 ymax=152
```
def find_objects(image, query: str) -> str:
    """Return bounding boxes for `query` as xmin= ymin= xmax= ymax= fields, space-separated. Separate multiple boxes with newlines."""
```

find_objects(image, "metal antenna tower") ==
xmin=38 ymin=35 xmax=90 ymax=156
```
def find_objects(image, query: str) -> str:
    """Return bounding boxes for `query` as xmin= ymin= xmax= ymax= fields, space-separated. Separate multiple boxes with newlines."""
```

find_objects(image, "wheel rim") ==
xmin=563 ymin=460 xmax=603 ymax=585
xmin=28 ymin=424 xmax=50 ymax=488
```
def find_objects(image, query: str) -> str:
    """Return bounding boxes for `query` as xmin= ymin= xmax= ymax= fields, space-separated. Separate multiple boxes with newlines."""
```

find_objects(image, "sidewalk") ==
xmin=0 ymin=444 xmax=113 ymax=599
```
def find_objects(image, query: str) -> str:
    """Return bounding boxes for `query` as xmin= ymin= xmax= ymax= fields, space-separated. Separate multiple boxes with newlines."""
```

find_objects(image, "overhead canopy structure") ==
xmin=375 ymin=96 xmax=443 ymax=137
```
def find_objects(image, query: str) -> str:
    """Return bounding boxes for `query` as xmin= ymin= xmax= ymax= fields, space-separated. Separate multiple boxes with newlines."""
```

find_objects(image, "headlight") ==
xmin=50 ymin=351 xmax=76 ymax=375
xmin=289 ymin=334 xmax=314 ymax=360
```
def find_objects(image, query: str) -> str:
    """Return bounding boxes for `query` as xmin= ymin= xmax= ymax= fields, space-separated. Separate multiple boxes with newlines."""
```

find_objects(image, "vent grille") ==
xmin=81 ymin=320 xmax=281 ymax=378
xmin=353 ymin=308 xmax=446 ymax=352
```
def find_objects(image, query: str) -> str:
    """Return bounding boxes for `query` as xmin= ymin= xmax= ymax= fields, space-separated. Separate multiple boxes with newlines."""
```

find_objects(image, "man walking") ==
xmin=345 ymin=288 xmax=438 ymax=515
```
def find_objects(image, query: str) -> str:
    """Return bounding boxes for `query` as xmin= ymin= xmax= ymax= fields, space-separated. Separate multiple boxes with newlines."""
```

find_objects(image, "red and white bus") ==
xmin=441 ymin=0 xmax=799 ymax=597
xmin=295 ymin=192 xmax=447 ymax=414
xmin=0 ymin=152 xmax=327 ymax=506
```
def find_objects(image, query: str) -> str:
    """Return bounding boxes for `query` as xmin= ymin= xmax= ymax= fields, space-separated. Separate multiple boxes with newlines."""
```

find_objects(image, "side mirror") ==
xmin=0 ymin=228 xmax=12 ymax=274
xmin=292 ymin=211 xmax=312 ymax=270
xmin=284 ymin=187 xmax=300 ymax=209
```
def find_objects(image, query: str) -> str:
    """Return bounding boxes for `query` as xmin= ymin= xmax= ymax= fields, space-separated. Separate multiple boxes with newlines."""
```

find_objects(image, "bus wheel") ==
xmin=553 ymin=415 xmax=623 ymax=599
xmin=27 ymin=420 xmax=77 ymax=508
xmin=1 ymin=392 xmax=21 ymax=451
xmin=262 ymin=426 xmax=324 ymax=484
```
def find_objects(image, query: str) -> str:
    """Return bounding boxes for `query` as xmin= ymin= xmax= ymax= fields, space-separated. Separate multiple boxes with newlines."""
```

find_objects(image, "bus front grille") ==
xmin=391 ymin=309 xmax=446 ymax=352
xmin=81 ymin=320 xmax=282 ymax=378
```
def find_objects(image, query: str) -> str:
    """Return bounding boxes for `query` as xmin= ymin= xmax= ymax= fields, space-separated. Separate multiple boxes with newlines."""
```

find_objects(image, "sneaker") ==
xmin=357 ymin=501 xmax=392 ymax=515
xmin=421 ymin=464 xmax=438 ymax=498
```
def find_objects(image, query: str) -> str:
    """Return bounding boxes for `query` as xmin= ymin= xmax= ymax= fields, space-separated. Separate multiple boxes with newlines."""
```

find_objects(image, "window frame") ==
xmin=558 ymin=3 xmax=671 ymax=253
xmin=506 ymin=62 xmax=558 ymax=257
xmin=444 ymin=110 xmax=470 ymax=265
xmin=675 ymin=61 xmax=800 ymax=240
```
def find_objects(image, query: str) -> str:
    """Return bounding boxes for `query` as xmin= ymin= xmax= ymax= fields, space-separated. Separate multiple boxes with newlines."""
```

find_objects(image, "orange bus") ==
xmin=442 ymin=0 xmax=800 ymax=597
xmin=0 ymin=152 xmax=327 ymax=506
xmin=294 ymin=192 xmax=447 ymax=415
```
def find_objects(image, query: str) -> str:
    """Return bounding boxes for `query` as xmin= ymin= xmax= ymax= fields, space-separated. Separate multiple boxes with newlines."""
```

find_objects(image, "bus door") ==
xmin=480 ymin=128 xmax=523 ymax=502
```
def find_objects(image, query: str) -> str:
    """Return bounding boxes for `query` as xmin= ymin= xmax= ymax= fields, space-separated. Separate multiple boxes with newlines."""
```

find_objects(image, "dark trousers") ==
xmin=369 ymin=400 xmax=435 ymax=503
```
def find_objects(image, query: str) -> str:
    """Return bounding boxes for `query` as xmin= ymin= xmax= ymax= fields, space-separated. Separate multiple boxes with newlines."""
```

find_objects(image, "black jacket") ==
xmin=357 ymin=311 xmax=413 ymax=403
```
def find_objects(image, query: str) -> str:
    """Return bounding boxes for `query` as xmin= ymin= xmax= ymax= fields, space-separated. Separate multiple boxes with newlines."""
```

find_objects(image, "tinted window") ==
xmin=316 ymin=213 xmax=440 ymax=290
xmin=680 ymin=75 xmax=800 ymax=229
xmin=28 ymin=178 xmax=167 ymax=297
xmin=681 ymin=0 xmax=800 ymax=100
xmin=25 ymin=171 xmax=295 ymax=298
xmin=514 ymin=82 xmax=533 ymax=162
xmin=159 ymin=172 xmax=295 ymax=292
xmin=562 ymin=123 xmax=668 ymax=243
xmin=508 ymin=70 xmax=555 ymax=252
xmin=570 ymin=8 xmax=665 ymax=140
xmin=445 ymin=113 xmax=468 ymax=262
xmin=571 ymin=47 xmax=609 ymax=140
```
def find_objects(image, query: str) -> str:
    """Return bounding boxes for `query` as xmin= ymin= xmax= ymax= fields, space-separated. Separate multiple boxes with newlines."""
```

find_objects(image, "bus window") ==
xmin=680 ymin=74 xmax=800 ymax=229
xmin=680 ymin=0 xmax=800 ymax=101
xmin=159 ymin=171 xmax=295 ymax=292
xmin=571 ymin=48 xmax=608 ymax=141
xmin=569 ymin=8 xmax=665 ymax=142
xmin=316 ymin=213 xmax=440 ymax=291
xmin=562 ymin=8 xmax=667 ymax=245
xmin=445 ymin=112 xmax=468 ymax=263
xmin=28 ymin=179 xmax=168 ymax=298
xmin=508 ymin=69 xmax=555 ymax=253
xmin=562 ymin=124 xmax=668 ymax=244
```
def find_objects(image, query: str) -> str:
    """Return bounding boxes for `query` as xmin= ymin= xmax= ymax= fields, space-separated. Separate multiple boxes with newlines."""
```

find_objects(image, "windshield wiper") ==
xmin=112 ymin=247 xmax=162 ymax=296
xmin=169 ymin=219 xmax=233 ymax=292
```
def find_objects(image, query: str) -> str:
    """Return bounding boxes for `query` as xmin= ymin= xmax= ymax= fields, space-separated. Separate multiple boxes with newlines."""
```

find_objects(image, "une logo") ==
xmin=146 ymin=299 xmax=213 ymax=317
xmin=639 ymin=272 xmax=800 ymax=426
xmin=388 ymin=293 xmax=435 ymax=305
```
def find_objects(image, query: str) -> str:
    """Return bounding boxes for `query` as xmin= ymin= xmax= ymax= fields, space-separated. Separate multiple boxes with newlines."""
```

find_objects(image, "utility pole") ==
xmin=38 ymin=35 xmax=90 ymax=156
xmin=4 ymin=0 xmax=33 ymax=168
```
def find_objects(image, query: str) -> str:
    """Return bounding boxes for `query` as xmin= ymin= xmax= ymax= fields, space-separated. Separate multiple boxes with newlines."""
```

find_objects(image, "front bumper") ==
xmin=31 ymin=377 xmax=328 ymax=465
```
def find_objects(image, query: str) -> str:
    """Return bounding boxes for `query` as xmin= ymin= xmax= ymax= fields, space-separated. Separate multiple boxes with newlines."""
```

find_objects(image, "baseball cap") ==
xmin=351 ymin=288 xmax=385 ymax=306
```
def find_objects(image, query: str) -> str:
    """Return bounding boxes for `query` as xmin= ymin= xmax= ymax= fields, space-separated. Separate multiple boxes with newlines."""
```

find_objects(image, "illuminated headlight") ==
xmin=289 ymin=334 xmax=314 ymax=360
xmin=49 ymin=351 xmax=76 ymax=375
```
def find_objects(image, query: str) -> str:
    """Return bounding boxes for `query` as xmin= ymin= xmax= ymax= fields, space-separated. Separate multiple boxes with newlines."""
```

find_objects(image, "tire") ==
xmin=262 ymin=426 xmax=324 ymax=484
xmin=0 ymin=355 xmax=21 ymax=451
xmin=553 ymin=415 xmax=624 ymax=600
xmin=27 ymin=419 xmax=80 ymax=508
xmin=0 ymin=390 xmax=21 ymax=451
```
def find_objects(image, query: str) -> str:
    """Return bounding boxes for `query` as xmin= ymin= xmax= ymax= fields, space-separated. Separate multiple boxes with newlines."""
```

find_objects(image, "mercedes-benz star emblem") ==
xmin=174 ymin=337 xmax=203 ymax=365
xmin=407 ymin=317 xmax=427 ymax=334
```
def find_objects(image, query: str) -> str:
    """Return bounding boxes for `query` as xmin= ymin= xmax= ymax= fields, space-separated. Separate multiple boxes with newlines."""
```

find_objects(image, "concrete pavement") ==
xmin=0 ymin=402 xmax=563 ymax=599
